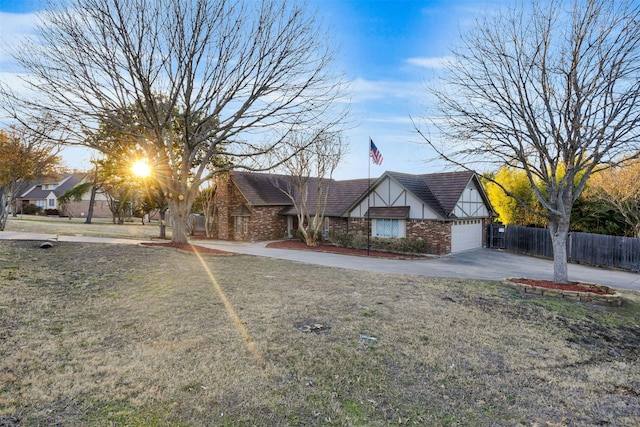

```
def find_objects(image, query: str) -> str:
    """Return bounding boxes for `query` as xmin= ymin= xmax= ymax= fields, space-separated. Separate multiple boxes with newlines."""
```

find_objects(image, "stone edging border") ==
xmin=503 ymin=278 xmax=623 ymax=307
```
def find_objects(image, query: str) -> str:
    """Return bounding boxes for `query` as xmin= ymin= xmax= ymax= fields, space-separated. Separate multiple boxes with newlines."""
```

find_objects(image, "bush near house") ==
xmin=331 ymin=232 xmax=430 ymax=254
xmin=21 ymin=204 xmax=41 ymax=215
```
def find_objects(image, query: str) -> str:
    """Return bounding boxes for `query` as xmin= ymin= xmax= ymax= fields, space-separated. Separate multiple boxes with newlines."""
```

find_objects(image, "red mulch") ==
xmin=511 ymin=278 xmax=615 ymax=295
xmin=265 ymin=240 xmax=422 ymax=259
xmin=140 ymin=241 xmax=232 ymax=255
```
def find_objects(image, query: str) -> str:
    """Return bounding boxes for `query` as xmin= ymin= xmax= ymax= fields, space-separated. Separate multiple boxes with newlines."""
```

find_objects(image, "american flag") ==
xmin=369 ymin=138 xmax=383 ymax=165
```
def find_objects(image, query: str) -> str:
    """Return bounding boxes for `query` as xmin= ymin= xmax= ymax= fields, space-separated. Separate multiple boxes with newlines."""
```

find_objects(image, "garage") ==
xmin=451 ymin=219 xmax=484 ymax=253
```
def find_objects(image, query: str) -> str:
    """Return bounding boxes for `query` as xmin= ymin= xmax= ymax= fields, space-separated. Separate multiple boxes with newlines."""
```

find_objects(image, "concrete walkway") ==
xmin=2 ymin=232 xmax=639 ymax=291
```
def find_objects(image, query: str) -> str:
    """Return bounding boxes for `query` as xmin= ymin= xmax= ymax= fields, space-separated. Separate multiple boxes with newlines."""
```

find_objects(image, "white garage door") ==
xmin=451 ymin=219 xmax=484 ymax=253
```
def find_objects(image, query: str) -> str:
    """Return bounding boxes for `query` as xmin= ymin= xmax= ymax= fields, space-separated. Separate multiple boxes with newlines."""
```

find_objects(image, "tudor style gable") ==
xmin=452 ymin=178 xmax=492 ymax=219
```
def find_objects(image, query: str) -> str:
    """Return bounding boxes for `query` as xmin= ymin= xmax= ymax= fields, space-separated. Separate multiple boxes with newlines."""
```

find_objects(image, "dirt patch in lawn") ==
xmin=1 ymin=240 xmax=640 ymax=426
xmin=265 ymin=239 xmax=423 ymax=259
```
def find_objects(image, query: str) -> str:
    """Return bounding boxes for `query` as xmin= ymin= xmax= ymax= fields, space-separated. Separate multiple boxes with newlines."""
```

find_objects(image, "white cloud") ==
xmin=0 ymin=11 xmax=38 ymax=65
xmin=406 ymin=56 xmax=454 ymax=70
xmin=350 ymin=77 xmax=424 ymax=102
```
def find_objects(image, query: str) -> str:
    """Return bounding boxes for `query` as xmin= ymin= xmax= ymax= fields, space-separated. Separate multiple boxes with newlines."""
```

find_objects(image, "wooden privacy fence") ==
xmin=489 ymin=225 xmax=640 ymax=272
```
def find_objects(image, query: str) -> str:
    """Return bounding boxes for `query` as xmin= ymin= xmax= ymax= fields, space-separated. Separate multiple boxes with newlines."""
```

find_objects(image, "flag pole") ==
xmin=367 ymin=138 xmax=371 ymax=256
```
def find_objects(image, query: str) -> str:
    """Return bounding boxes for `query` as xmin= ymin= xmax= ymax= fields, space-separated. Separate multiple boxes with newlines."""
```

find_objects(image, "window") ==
xmin=324 ymin=216 xmax=330 ymax=240
xmin=48 ymin=198 xmax=55 ymax=207
xmin=373 ymin=219 xmax=405 ymax=238
xmin=235 ymin=217 xmax=249 ymax=234
xmin=35 ymin=200 xmax=46 ymax=209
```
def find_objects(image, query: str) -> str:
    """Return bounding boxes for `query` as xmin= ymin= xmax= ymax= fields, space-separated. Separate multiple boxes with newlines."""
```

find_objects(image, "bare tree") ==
xmin=197 ymin=182 xmax=222 ymax=238
xmin=0 ymin=125 xmax=60 ymax=230
xmin=272 ymin=130 xmax=346 ymax=246
xmin=0 ymin=0 xmax=348 ymax=243
xmin=417 ymin=0 xmax=640 ymax=283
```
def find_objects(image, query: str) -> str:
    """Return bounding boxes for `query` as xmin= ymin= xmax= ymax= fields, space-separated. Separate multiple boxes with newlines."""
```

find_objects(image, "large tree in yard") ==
xmin=0 ymin=0 xmax=347 ymax=243
xmin=418 ymin=0 xmax=640 ymax=284
xmin=0 ymin=125 xmax=60 ymax=230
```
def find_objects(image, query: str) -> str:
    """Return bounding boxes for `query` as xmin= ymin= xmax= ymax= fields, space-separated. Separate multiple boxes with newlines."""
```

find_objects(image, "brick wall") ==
xmin=216 ymin=176 xmax=231 ymax=240
xmin=216 ymin=177 xmax=289 ymax=241
xmin=339 ymin=218 xmax=453 ymax=255
xmin=406 ymin=219 xmax=451 ymax=255
xmin=247 ymin=206 xmax=288 ymax=241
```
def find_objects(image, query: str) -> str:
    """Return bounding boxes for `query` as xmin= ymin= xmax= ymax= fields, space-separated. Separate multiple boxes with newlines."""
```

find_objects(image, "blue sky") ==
xmin=0 ymin=0 xmax=502 ymax=179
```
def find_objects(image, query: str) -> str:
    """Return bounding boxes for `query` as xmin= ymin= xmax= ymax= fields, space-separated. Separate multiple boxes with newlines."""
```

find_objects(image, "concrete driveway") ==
xmin=2 ymin=232 xmax=639 ymax=291
xmin=198 ymin=241 xmax=640 ymax=292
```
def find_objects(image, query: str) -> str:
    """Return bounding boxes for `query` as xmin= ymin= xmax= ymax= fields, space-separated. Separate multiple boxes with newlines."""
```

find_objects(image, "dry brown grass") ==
xmin=5 ymin=215 xmax=164 ymax=240
xmin=1 ymin=236 xmax=639 ymax=425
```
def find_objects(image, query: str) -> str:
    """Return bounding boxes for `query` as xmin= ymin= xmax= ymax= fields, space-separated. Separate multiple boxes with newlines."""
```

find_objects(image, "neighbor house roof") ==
xmin=19 ymin=173 xmax=87 ymax=200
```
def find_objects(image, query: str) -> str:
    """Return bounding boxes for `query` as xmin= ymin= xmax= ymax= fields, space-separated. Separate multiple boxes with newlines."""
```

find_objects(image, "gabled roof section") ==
xmin=19 ymin=173 xmax=87 ymax=199
xmin=385 ymin=170 xmax=476 ymax=218
xmin=422 ymin=170 xmax=476 ymax=217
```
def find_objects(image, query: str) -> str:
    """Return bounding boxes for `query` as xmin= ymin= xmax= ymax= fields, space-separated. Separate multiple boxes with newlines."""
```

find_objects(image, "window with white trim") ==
xmin=373 ymin=219 xmax=405 ymax=238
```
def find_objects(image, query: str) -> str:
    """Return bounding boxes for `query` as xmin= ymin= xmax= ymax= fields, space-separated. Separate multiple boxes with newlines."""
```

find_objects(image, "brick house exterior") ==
xmin=213 ymin=170 xmax=494 ymax=255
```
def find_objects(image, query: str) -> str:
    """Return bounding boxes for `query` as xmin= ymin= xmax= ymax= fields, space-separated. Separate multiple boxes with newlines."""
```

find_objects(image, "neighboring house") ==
xmin=214 ymin=169 xmax=494 ymax=255
xmin=17 ymin=173 xmax=111 ymax=218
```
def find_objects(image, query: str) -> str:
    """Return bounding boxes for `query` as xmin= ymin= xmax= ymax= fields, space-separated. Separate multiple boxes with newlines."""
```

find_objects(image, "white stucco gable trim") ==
xmin=453 ymin=179 xmax=491 ymax=219
xmin=347 ymin=175 xmax=441 ymax=220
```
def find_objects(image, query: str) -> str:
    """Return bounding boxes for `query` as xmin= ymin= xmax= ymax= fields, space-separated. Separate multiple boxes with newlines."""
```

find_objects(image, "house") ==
xmin=345 ymin=170 xmax=494 ymax=254
xmin=213 ymin=169 xmax=494 ymax=255
xmin=17 ymin=173 xmax=111 ymax=218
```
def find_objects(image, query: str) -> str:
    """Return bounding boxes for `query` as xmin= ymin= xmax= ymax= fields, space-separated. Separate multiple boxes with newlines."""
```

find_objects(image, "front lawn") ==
xmin=1 ymin=240 xmax=639 ymax=426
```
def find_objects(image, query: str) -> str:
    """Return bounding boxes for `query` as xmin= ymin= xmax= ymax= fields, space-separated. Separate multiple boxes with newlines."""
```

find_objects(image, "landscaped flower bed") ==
xmin=503 ymin=278 xmax=622 ymax=306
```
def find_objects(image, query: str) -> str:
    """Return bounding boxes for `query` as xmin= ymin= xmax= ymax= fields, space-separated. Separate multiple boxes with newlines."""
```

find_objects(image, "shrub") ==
xmin=330 ymin=231 xmax=353 ymax=248
xmin=44 ymin=209 xmax=60 ymax=216
xmin=330 ymin=232 xmax=430 ymax=254
xmin=292 ymin=229 xmax=306 ymax=243
xmin=22 ymin=204 xmax=41 ymax=215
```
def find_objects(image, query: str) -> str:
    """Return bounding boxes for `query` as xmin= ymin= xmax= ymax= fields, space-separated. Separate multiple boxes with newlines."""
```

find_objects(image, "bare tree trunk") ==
xmin=158 ymin=210 xmax=167 ymax=239
xmin=170 ymin=199 xmax=191 ymax=244
xmin=0 ymin=191 xmax=9 ymax=231
xmin=548 ymin=216 xmax=570 ymax=284
xmin=85 ymin=185 xmax=97 ymax=224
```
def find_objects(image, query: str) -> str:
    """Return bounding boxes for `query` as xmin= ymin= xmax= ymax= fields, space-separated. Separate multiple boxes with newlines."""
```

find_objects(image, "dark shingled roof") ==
xmin=385 ymin=170 xmax=475 ymax=218
xmin=231 ymin=171 xmax=292 ymax=206
xmin=231 ymin=169 xmax=480 ymax=219
xmin=232 ymin=171 xmax=369 ymax=217
xmin=20 ymin=173 xmax=87 ymax=199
